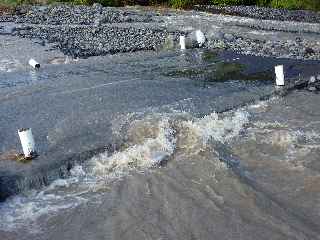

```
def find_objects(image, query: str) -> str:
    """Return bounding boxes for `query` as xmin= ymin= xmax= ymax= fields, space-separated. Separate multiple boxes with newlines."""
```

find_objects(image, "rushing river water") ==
xmin=1 ymin=47 xmax=320 ymax=239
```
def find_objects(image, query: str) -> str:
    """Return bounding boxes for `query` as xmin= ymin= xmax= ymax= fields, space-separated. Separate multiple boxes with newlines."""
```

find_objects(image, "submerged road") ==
xmin=0 ymin=45 xmax=319 ymax=200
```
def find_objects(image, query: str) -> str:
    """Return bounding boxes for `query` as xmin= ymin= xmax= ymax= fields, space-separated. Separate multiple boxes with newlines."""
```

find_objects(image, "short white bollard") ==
xmin=275 ymin=65 xmax=284 ymax=86
xmin=179 ymin=36 xmax=186 ymax=50
xmin=18 ymin=128 xmax=37 ymax=159
xmin=309 ymin=76 xmax=316 ymax=83
xmin=28 ymin=58 xmax=40 ymax=69
xmin=195 ymin=30 xmax=206 ymax=47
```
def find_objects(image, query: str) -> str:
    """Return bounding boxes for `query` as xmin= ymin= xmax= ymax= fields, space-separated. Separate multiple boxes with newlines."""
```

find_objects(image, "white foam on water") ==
xmin=252 ymin=121 xmax=288 ymax=129
xmin=248 ymin=101 xmax=270 ymax=113
xmin=248 ymin=120 xmax=320 ymax=169
xmin=246 ymin=96 xmax=279 ymax=112
xmin=304 ymin=130 xmax=320 ymax=145
xmin=0 ymin=165 xmax=88 ymax=233
xmin=248 ymin=30 xmax=275 ymax=35
xmin=90 ymin=117 xmax=176 ymax=178
xmin=91 ymin=110 xmax=250 ymax=178
xmin=110 ymin=112 xmax=137 ymax=138
xmin=284 ymin=130 xmax=320 ymax=167
xmin=0 ymin=109 xmax=251 ymax=233
xmin=0 ymin=195 xmax=81 ymax=234
xmin=182 ymin=110 xmax=249 ymax=146
xmin=91 ymin=108 xmax=250 ymax=175
xmin=70 ymin=164 xmax=87 ymax=177
xmin=0 ymin=58 xmax=21 ymax=72
xmin=109 ymin=97 xmax=194 ymax=139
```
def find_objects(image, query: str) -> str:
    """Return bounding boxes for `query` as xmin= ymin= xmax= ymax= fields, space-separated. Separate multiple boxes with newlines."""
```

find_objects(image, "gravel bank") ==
xmin=15 ymin=4 xmax=157 ymax=25
xmin=0 ymin=4 xmax=180 ymax=57
xmin=195 ymin=5 xmax=320 ymax=23
xmin=204 ymin=31 xmax=320 ymax=60
xmin=14 ymin=24 xmax=173 ymax=57
xmin=1 ymin=4 xmax=320 ymax=60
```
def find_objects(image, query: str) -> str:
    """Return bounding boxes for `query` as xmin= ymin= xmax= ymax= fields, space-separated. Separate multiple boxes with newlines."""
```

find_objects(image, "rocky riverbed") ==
xmin=195 ymin=5 xmax=320 ymax=23
xmin=0 ymin=4 xmax=320 ymax=59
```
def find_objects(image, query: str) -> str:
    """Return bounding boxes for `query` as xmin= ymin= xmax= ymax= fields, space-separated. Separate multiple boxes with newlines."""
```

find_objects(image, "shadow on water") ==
xmin=164 ymin=50 xmax=274 ymax=87
xmin=162 ymin=49 xmax=320 ymax=88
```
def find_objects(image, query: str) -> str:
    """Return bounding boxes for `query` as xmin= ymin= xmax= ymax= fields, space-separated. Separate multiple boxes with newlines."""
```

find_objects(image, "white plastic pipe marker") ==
xmin=28 ymin=58 xmax=40 ymax=69
xmin=180 ymin=36 xmax=186 ymax=50
xmin=195 ymin=30 xmax=206 ymax=47
xmin=275 ymin=65 xmax=284 ymax=86
xmin=18 ymin=128 xmax=36 ymax=158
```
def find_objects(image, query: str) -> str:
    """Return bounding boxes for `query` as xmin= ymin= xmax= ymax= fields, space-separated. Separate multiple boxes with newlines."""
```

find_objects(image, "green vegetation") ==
xmin=0 ymin=0 xmax=319 ymax=11
xmin=211 ymin=0 xmax=255 ymax=5
xmin=270 ymin=0 xmax=320 ymax=11
xmin=0 ymin=0 xmax=18 ymax=7
xmin=210 ymin=0 xmax=319 ymax=10
xmin=0 ymin=0 xmax=16 ymax=13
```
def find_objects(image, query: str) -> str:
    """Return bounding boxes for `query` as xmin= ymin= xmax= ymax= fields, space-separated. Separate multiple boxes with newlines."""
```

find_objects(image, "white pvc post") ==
xmin=179 ymin=36 xmax=186 ymax=50
xmin=309 ymin=76 xmax=316 ymax=83
xmin=275 ymin=65 xmax=284 ymax=86
xmin=195 ymin=30 xmax=206 ymax=47
xmin=18 ymin=128 xmax=36 ymax=158
xmin=28 ymin=58 xmax=40 ymax=69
